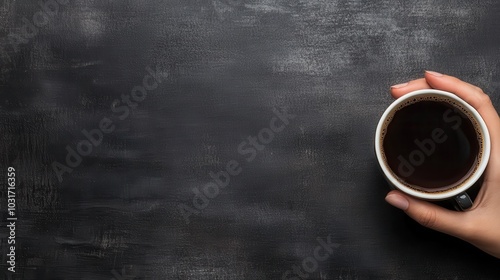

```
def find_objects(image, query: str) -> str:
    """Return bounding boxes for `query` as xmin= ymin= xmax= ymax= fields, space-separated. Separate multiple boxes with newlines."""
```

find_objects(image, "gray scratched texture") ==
xmin=1 ymin=0 xmax=500 ymax=279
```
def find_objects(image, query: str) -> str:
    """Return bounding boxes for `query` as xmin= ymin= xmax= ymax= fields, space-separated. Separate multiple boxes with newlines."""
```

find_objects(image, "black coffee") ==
xmin=382 ymin=99 xmax=481 ymax=191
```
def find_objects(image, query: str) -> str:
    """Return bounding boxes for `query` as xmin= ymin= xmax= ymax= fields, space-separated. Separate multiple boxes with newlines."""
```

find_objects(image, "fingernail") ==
xmin=391 ymin=82 xmax=409 ymax=89
xmin=385 ymin=194 xmax=409 ymax=211
xmin=425 ymin=70 xmax=443 ymax=77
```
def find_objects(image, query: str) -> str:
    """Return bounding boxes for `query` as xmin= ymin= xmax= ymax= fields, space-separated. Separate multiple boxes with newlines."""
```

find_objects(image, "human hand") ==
xmin=385 ymin=71 xmax=500 ymax=258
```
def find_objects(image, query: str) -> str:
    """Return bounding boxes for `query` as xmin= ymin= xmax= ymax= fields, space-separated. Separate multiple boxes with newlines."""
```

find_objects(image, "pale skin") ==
xmin=385 ymin=71 xmax=500 ymax=259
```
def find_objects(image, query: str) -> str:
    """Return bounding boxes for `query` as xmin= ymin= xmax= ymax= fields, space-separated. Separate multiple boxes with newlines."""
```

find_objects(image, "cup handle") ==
xmin=453 ymin=192 xmax=473 ymax=211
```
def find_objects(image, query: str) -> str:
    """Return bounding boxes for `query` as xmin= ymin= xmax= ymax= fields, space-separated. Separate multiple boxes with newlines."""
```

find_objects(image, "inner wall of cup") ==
xmin=379 ymin=93 xmax=485 ymax=193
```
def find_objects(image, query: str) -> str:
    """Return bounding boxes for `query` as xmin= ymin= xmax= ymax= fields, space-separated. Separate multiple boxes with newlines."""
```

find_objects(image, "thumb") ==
xmin=385 ymin=190 xmax=469 ymax=238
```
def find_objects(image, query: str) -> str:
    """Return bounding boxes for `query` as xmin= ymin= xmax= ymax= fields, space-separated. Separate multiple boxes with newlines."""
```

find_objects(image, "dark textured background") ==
xmin=1 ymin=1 xmax=500 ymax=279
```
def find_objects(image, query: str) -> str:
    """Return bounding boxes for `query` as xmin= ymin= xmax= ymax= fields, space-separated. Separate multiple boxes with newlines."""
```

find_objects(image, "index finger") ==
xmin=390 ymin=78 xmax=431 ymax=99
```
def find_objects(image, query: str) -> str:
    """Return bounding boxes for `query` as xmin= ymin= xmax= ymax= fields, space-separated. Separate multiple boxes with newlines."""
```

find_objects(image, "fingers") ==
xmin=385 ymin=190 xmax=472 ymax=239
xmin=424 ymin=71 xmax=492 ymax=111
xmin=390 ymin=78 xmax=431 ymax=99
xmin=424 ymin=71 xmax=500 ymax=182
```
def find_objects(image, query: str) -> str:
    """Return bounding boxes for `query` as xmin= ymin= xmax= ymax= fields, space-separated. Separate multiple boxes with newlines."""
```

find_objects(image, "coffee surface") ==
xmin=383 ymin=100 xmax=480 ymax=191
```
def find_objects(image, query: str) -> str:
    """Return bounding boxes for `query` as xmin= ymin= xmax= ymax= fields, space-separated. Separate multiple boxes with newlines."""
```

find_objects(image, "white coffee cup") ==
xmin=374 ymin=89 xmax=491 ymax=210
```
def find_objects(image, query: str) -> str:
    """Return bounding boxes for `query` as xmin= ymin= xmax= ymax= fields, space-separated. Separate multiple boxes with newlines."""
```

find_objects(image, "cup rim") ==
xmin=375 ymin=89 xmax=491 ymax=200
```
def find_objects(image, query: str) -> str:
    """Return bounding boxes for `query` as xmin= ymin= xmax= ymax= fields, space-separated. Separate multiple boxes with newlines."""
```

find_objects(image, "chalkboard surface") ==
xmin=1 ymin=1 xmax=500 ymax=279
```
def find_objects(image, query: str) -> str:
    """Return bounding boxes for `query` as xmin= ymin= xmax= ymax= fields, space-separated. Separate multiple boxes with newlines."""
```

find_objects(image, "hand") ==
xmin=385 ymin=71 xmax=500 ymax=258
